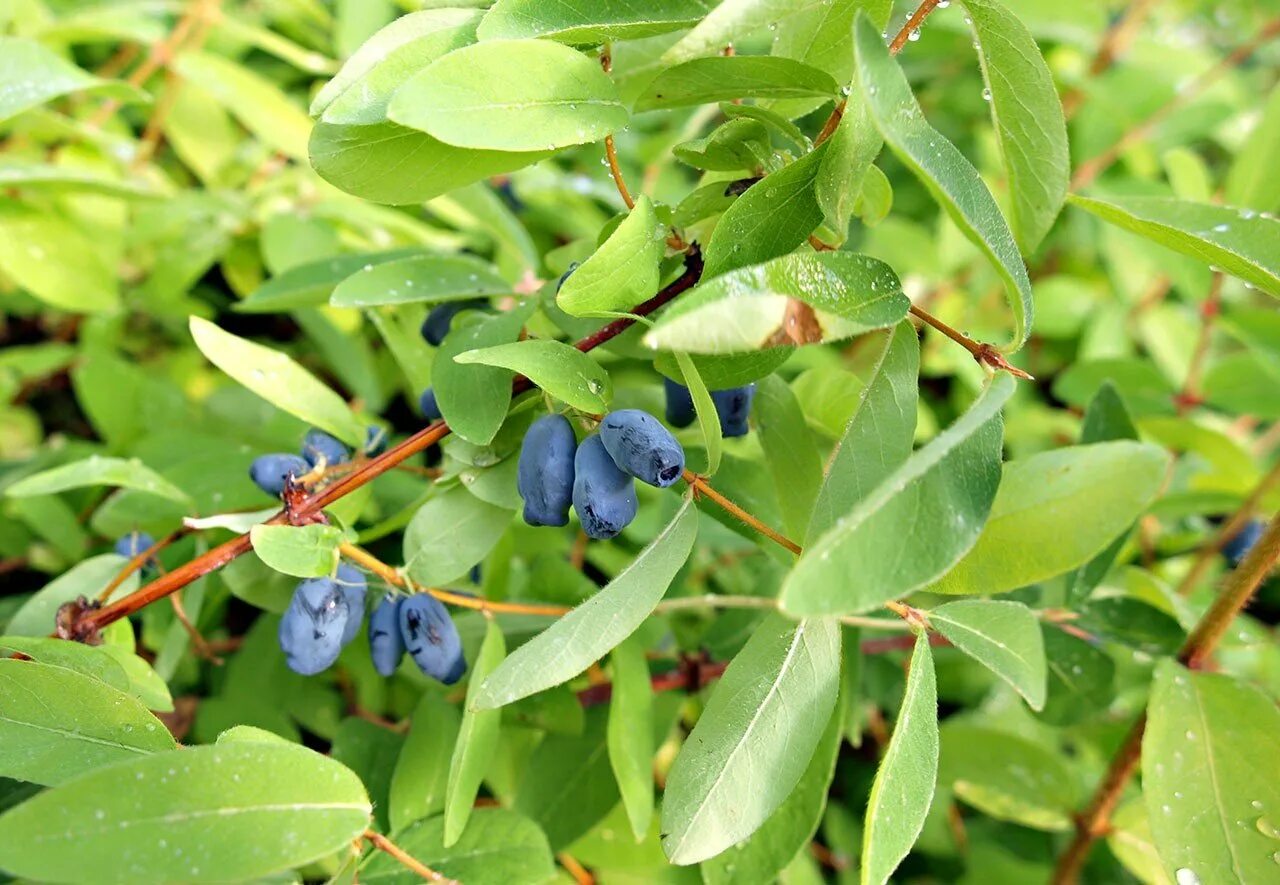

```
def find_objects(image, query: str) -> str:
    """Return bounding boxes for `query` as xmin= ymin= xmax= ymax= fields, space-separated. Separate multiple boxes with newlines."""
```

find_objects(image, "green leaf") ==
xmin=404 ymin=486 xmax=514 ymax=585
xmin=313 ymin=9 xmax=483 ymax=123
xmin=444 ymin=619 xmax=506 ymax=846
xmin=514 ymin=707 xmax=619 ymax=849
xmin=1069 ymin=194 xmax=1280 ymax=297
xmin=330 ymin=255 xmax=509 ymax=308
xmin=1225 ymin=84 xmax=1280 ymax=213
xmin=854 ymin=15 xmax=1033 ymax=350
xmin=662 ymin=0 xmax=803 ymax=65
xmin=607 ymin=637 xmax=655 ymax=842
xmin=932 ymin=441 xmax=1169 ymax=595
xmin=939 ymin=723 xmax=1078 ymax=831
xmin=249 ymin=524 xmax=343 ymax=578
xmin=0 ymin=162 xmax=160 ymax=198
xmin=928 ymin=600 xmax=1046 ymax=710
xmin=701 ymin=691 xmax=844 ymax=885
xmin=172 ymin=52 xmax=311 ymax=160
xmin=0 ymin=36 xmax=147 ymax=123
xmin=674 ymin=118 xmax=773 ymax=171
xmin=661 ymin=614 xmax=841 ymax=865
xmin=961 ymin=0 xmax=1068 ymax=251
xmin=96 ymin=645 xmax=174 ymax=713
xmin=0 ymin=659 xmax=175 ymax=786
xmin=431 ymin=305 xmax=533 ymax=445
xmin=0 ymin=637 xmax=129 ymax=692
xmin=361 ymin=808 xmax=555 ymax=883
xmin=388 ymin=40 xmax=627 ymax=152
xmin=310 ymin=121 xmax=551 ymax=206
xmin=860 ymin=632 xmax=938 ymax=885
xmin=755 ymin=375 xmax=824 ymax=541
xmin=5 ymin=555 xmax=138 ymax=637
xmin=0 ymin=204 xmax=118 ymax=313
xmin=781 ymin=374 xmax=1014 ymax=616
xmin=236 ymin=250 xmax=420 ymax=313
xmin=189 ymin=317 xmax=365 ymax=446
xmin=1143 ymin=660 xmax=1280 ymax=885
xmin=643 ymin=251 xmax=907 ymax=354
xmin=455 ymin=340 xmax=612 ymax=412
xmin=477 ymin=0 xmax=714 ymax=43
xmin=473 ymin=499 xmax=697 ymax=709
xmin=0 ymin=743 xmax=370 ymax=883
xmin=702 ymin=143 xmax=828 ymax=279
xmin=388 ymin=694 xmax=461 ymax=833
xmin=1039 ymin=626 xmax=1116 ymax=726
xmin=816 ymin=94 xmax=883 ymax=244
xmin=806 ymin=322 xmax=919 ymax=542
xmin=674 ymin=352 xmax=723 ymax=476
xmin=558 ymin=195 xmax=665 ymax=317
xmin=635 ymin=57 xmax=838 ymax=110
xmin=5 ymin=456 xmax=192 ymax=506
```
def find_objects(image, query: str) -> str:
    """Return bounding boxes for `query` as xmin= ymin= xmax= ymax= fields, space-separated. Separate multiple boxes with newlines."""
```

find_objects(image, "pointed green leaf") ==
xmin=477 ymin=0 xmax=714 ymax=43
xmin=444 ymin=618 xmax=506 ymax=846
xmin=0 ymin=37 xmax=147 ymax=123
xmin=6 ymin=456 xmax=191 ymax=505
xmin=636 ymin=57 xmax=838 ymax=110
xmin=473 ymin=499 xmax=697 ymax=709
xmin=0 ymin=637 xmax=129 ymax=693
xmin=961 ymin=0 xmax=1068 ymax=251
xmin=674 ymin=352 xmax=723 ymax=476
xmin=431 ymin=305 xmax=533 ymax=445
xmin=557 ymin=195 xmax=665 ymax=317
xmin=939 ymin=723 xmax=1078 ymax=831
xmin=1143 ymin=660 xmax=1280 ymax=884
xmin=782 ymin=374 xmax=1014 ymax=616
xmin=928 ymin=600 xmax=1046 ymax=709
xmin=404 ymin=486 xmax=514 ymax=586
xmin=236 ymin=250 xmax=420 ymax=313
xmin=388 ymin=40 xmax=626 ymax=152
xmin=455 ymin=340 xmax=611 ymax=412
xmin=643 ymin=251 xmax=907 ymax=354
xmin=1069 ymin=194 xmax=1280 ymax=297
xmin=330 ymin=255 xmax=508 ymax=308
xmin=854 ymin=15 xmax=1033 ymax=350
xmin=661 ymin=614 xmax=841 ymax=865
xmin=5 ymin=555 xmax=138 ymax=637
xmin=607 ymin=637 xmax=655 ymax=841
xmin=172 ymin=52 xmax=311 ymax=160
xmin=1225 ymin=84 xmax=1280 ymax=214
xmin=861 ymin=632 xmax=938 ymax=885
xmin=0 ymin=743 xmax=370 ymax=883
xmin=515 ymin=707 xmax=619 ymax=849
xmin=189 ymin=317 xmax=365 ymax=446
xmin=0 ymin=660 xmax=175 ymax=786
xmin=0 ymin=204 xmax=118 ymax=313
xmin=388 ymin=694 xmax=461 ymax=833
xmin=933 ymin=441 xmax=1169 ymax=595
xmin=755 ymin=375 xmax=824 ymax=541
xmin=1039 ymin=626 xmax=1116 ymax=726
xmin=249 ymin=524 xmax=343 ymax=579
xmin=816 ymin=93 xmax=883 ymax=243
xmin=662 ymin=0 xmax=806 ymax=65
xmin=360 ymin=808 xmax=555 ymax=883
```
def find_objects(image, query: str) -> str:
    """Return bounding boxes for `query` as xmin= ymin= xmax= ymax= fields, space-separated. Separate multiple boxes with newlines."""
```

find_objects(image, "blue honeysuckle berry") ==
xmin=368 ymin=594 xmax=405 ymax=677
xmin=421 ymin=299 xmax=488 ymax=347
xmin=250 ymin=453 xmax=311 ymax=497
xmin=279 ymin=577 xmax=350 ymax=676
xmin=1222 ymin=518 xmax=1265 ymax=568
xmin=664 ymin=377 xmax=695 ymax=428
xmin=398 ymin=593 xmax=466 ymax=685
xmin=599 ymin=409 xmax=685 ymax=488
xmin=419 ymin=387 xmax=442 ymax=422
xmin=301 ymin=429 xmax=350 ymax=468
xmin=711 ymin=384 xmax=756 ymax=438
xmin=572 ymin=435 xmax=637 ymax=540
xmin=517 ymin=413 xmax=577 ymax=527
xmin=114 ymin=530 xmax=156 ymax=560
xmin=335 ymin=563 xmax=367 ymax=647
xmin=364 ymin=425 xmax=388 ymax=456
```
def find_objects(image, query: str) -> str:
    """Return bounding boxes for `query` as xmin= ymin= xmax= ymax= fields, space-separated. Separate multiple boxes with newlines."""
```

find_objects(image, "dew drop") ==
xmin=908 ymin=28 xmax=921 ymax=42
xmin=982 ymin=87 xmax=992 ymax=102
xmin=1257 ymin=817 xmax=1280 ymax=840
xmin=1175 ymin=868 xmax=1201 ymax=885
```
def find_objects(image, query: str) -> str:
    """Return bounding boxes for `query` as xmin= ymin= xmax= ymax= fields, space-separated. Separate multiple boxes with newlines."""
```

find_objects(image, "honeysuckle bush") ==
xmin=1 ymin=0 xmax=1279 ymax=883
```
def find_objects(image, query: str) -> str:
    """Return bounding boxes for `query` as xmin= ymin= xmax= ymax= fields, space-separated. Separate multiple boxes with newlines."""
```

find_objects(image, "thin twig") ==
xmin=1174 ymin=273 xmax=1223 ymax=414
xmin=1061 ymin=0 xmax=1164 ymax=118
xmin=97 ymin=533 xmax=179 ymax=603
xmin=684 ymin=471 xmax=802 ymax=555
xmin=169 ymin=589 xmax=223 ymax=665
xmin=558 ymin=852 xmax=595 ymax=885
xmin=599 ymin=42 xmax=635 ymax=211
xmin=908 ymin=304 xmax=1034 ymax=379
xmin=1174 ymin=459 xmax=1280 ymax=597
xmin=363 ymin=829 xmax=456 ymax=883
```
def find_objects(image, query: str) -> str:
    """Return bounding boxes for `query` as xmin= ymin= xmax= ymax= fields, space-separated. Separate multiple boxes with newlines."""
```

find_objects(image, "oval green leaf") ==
xmin=444 ymin=618 xmax=506 ymax=846
xmin=454 ymin=339 xmax=612 ymax=412
xmin=431 ymin=304 xmax=534 ymax=445
xmin=557 ymin=195 xmax=665 ymax=317
xmin=477 ymin=0 xmax=713 ymax=43
xmin=404 ymin=486 xmax=514 ymax=586
xmin=928 ymin=600 xmax=1047 ymax=710
xmin=330 ymin=254 xmax=509 ymax=308
xmin=5 ymin=456 xmax=191 ymax=505
xmin=635 ymin=56 xmax=839 ymax=111
xmin=361 ymin=808 xmax=556 ymax=883
xmin=249 ymin=524 xmax=343 ymax=579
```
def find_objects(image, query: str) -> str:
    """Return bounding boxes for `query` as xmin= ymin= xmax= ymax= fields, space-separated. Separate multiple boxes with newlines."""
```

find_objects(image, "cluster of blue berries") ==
xmin=664 ymin=378 xmax=756 ymax=438
xmin=249 ymin=426 xmax=387 ymax=498
xmin=518 ymin=409 xmax=686 ymax=539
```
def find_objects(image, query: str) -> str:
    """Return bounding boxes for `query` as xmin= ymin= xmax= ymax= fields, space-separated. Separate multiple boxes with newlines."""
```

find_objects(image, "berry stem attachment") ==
xmin=363 ymin=829 xmax=457 ymax=884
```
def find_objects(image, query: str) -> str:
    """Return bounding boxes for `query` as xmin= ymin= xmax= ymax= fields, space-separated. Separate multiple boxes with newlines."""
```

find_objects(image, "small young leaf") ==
xmin=1225 ymin=84 xmax=1280 ymax=213
xmin=5 ymin=456 xmax=191 ymax=505
xmin=635 ymin=57 xmax=839 ymax=111
xmin=189 ymin=317 xmax=365 ymax=446
xmin=661 ymin=614 xmax=841 ymax=865
xmin=388 ymin=40 xmax=627 ymax=152
xmin=432 ymin=303 xmax=533 ymax=445
xmin=939 ymin=723 xmax=1078 ymax=831
xmin=928 ymin=600 xmax=1047 ymax=710
xmin=861 ymin=632 xmax=938 ymax=885
xmin=558 ymin=195 xmax=665 ymax=317
xmin=330 ymin=255 xmax=509 ymax=308
xmin=473 ymin=499 xmax=697 ymax=709
xmin=444 ymin=618 xmax=506 ymax=846
xmin=455 ymin=340 xmax=612 ymax=412
xmin=854 ymin=14 xmax=1033 ymax=350
xmin=607 ymin=637 xmax=655 ymax=841
xmin=816 ymin=94 xmax=883 ymax=243
xmin=782 ymin=374 xmax=1013 ymax=616
xmin=249 ymin=524 xmax=343 ymax=578
xmin=172 ymin=53 xmax=311 ymax=160
xmin=1039 ymin=626 xmax=1116 ymax=726
xmin=1143 ymin=660 xmax=1280 ymax=884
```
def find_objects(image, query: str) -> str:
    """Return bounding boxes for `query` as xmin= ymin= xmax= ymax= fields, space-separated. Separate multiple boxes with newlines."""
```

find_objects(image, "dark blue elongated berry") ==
xmin=517 ymin=414 xmax=577 ymax=526
xmin=1223 ymin=518 xmax=1265 ymax=568
xmin=114 ymin=530 xmax=156 ymax=560
xmin=599 ymin=409 xmax=685 ymax=488
xmin=419 ymin=387 xmax=442 ymax=422
xmin=572 ymin=435 xmax=638 ymax=540
xmin=368 ymin=594 xmax=405 ymax=676
xmin=364 ymin=425 xmax=388 ymax=456
xmin=711 ymin=384 xmax=756 ymax=438
xmin=664 ymin=378 xmax=695 ymax=428
xmin=398 ymin=593 xmax=466 ymax=685
xmin=335 ymin=563 xmax=367 ymax=647
xmin=421 ymin=299 xmax=488 ymax=347
xmin=250 ymin=453 xmax=311 ymax=497
xmin=279 ymin=577 xmax=350 ymax=675
xmin=301 ymin=429 xmax=350 ymax=468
